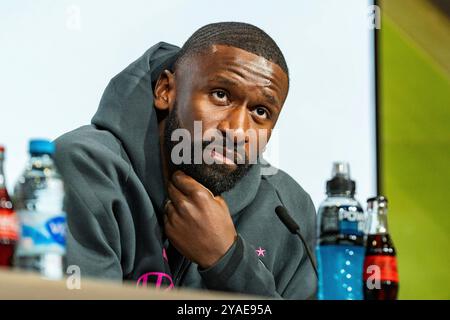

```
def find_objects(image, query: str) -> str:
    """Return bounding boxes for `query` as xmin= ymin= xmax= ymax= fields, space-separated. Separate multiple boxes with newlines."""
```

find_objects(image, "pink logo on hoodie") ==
xmin=137 ymin=272 xmax=174 ymax=290
xmin=136 ymin=248 xmax=173 ymax=289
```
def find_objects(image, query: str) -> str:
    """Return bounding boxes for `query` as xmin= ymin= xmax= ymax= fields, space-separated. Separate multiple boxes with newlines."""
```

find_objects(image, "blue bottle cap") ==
xmin=29 ymin=139 xmax=55 ymax=155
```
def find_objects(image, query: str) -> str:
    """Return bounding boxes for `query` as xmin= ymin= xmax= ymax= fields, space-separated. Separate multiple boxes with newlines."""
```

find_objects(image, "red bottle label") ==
xmin=363 ymin=255 xmax=399 ymax=282
xmin=0 ymin=209 xmax=19 ymax=241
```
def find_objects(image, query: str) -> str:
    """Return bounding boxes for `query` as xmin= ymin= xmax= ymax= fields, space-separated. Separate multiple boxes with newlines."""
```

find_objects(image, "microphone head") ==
xmin=275 ymin=205 xmax=300 ymax=234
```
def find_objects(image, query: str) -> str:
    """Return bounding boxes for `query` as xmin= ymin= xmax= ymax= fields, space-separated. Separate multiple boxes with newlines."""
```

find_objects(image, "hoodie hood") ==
xmin=91 ymin=42 xmax=261 ymax=219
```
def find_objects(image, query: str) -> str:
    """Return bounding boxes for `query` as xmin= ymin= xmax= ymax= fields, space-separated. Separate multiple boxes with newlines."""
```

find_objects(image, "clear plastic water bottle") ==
xmin=316 ymin=162 xmax=366 ymax=300
xmin=13 ymin=139 xmax=66 ymax=279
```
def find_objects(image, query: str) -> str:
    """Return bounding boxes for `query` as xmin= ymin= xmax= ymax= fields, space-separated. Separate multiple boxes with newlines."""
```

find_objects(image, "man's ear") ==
xmin=154 ymin=69 xmax=176 ymax=111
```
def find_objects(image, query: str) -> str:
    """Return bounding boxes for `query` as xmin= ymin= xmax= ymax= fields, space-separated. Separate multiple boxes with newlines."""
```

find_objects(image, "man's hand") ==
xmin=164 ymin=171 xmax=237 ymax=269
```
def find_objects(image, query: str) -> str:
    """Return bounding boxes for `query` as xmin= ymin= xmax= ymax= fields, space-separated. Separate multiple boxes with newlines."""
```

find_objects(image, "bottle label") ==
xmin=363 ymin=255 xmax=399 ymax=282
xmin=16 ymin=178 xmax=66 ymax=256
xmin=16 ymin=209 xmax=66 ymax=256
xmin=0 ymin=209 xmax=19 ymax=241
xmin=338 ymin=206 xmax=365 ymax=236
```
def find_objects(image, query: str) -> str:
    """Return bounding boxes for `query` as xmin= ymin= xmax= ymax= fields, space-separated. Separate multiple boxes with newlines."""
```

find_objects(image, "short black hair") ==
xmin=174 ymin=22 xmax=289 ymax=81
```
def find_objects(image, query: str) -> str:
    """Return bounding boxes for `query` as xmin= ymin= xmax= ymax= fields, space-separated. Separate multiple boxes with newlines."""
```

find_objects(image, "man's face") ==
xmin=159 ymin=44 xmax=289 ymax=195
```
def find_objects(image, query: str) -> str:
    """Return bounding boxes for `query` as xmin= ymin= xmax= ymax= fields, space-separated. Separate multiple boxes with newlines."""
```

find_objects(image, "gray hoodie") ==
xmin=54 ymin=42 xmax=317 ymax=299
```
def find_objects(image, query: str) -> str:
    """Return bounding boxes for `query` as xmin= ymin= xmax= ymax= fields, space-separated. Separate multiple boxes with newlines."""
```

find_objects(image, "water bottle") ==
xmin=316 ymin=162 xmax=366 ymax=300
xmin=13 ymin=139 xmax=66 ymax=279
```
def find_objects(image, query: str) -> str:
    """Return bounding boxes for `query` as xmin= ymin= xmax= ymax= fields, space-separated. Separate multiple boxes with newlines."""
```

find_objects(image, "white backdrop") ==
xmin=0 ymin=0 xmax=377 ymax=209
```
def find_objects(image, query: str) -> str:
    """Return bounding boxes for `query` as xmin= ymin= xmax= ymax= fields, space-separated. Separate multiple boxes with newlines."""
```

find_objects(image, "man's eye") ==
xmin=253 ymin=106 xmax=270 ymax=119
xmin=211 ymin=90 xmax=229 ymax=103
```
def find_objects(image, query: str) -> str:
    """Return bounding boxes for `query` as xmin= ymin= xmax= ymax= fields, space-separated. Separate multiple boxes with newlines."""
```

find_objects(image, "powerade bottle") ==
xmin=13 ymin=139 xmax=66 ymax=279
xmin=316 ymin=162 xmax=366 ymax=300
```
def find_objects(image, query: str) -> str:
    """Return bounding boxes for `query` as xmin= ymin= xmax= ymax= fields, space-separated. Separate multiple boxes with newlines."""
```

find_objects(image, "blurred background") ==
xmin=378 ymin=0 xmax=450 ymax=299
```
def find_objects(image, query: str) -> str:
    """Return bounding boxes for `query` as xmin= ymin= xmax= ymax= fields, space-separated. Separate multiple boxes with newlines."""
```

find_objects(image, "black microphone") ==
xmin=275 ymin=205 xmax=318 ymax=278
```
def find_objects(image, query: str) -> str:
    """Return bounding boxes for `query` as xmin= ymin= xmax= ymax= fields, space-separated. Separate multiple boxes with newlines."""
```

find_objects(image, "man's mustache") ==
xmin=197 ymin=140 xmax=248 ymax=164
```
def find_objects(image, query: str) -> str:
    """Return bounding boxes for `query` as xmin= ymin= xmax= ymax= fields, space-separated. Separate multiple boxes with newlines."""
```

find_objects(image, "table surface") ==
xmin=0 ymin=268 xmax=257 ymax=300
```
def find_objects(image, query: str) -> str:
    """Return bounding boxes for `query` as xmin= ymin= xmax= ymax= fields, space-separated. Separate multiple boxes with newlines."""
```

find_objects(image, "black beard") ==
xmin=163 ymin=103 xmax=252 ymax=196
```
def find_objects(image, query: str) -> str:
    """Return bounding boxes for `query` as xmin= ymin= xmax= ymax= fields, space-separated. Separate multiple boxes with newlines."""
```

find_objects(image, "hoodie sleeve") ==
xmin=54 ymin=132 xmax=133 ymax=281
xmin=198 ymin=194 xmax=317 ymax=299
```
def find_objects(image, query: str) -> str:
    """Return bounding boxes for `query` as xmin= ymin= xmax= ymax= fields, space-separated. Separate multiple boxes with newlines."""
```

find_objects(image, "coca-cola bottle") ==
xmin=363 ymin=196 xmax=399 ymax=300
xmin=0 ymin=146 xmax=19 ymax=266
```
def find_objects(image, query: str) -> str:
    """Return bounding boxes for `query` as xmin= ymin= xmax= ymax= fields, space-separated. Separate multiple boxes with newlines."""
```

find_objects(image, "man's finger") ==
xmin=164 ymin=199 xmax=172 ymax=212
xmin=164 ymin=200 xmax=178 ymax=225
xmin=171 ymin=170 xmax=215 ymax=198
xmin=167 ymin=181 xmax=193 ymax=214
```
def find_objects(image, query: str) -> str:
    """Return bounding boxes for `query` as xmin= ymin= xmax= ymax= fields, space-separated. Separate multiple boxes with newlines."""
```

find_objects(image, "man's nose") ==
xmin=217 ymin=105 xmax=250 ymax=145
